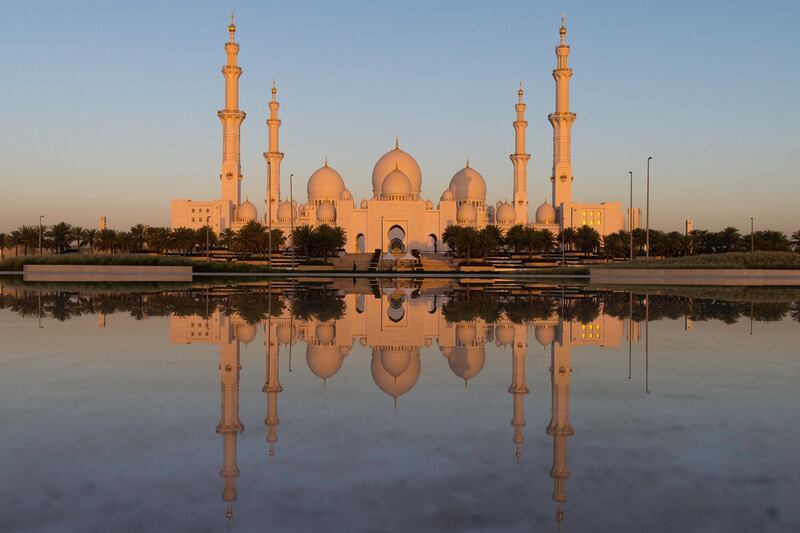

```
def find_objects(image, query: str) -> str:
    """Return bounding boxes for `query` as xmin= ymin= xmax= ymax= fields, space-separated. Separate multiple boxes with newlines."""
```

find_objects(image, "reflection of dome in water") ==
xmin=379 ymin=349 xmax=412 ymax=378
xmin=447 ymin=346 xmax=485 ymax=382
xmin=371 ymin=349 xmax=420 ymax=401
xmin=306 ymin=344 xmax=344 ymax=381
xmin=235 ymin=322 xmax=257 ymax=344
xmin=315 ymin=323 xmax=336 ymax=345
xmin=456 ymin=323 xmax=476 ymax=346
xmin=495 ymin=324 xmax=515 ymax=346
xmin=535 ymin=324 xmax=556 ymax=346
xmin=276 ymin=322 xmax=295 ymax=345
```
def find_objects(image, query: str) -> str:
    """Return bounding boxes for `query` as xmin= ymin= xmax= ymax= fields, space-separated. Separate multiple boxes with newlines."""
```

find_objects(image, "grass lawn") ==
xmin=597 ymin=252 xmax=800 ymax=270
xmin=0 ymin=254 xmax=270 ymax=273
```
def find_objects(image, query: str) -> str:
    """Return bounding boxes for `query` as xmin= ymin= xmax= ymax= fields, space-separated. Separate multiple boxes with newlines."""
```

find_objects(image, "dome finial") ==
xmin=324 ymin=156 xmax=328 ymax=167
xmin=228 ymin=12 xmax=236 ymax=41
xmin=560 ymin=15 xmax=567 ymax=45
xmin=395 ymin=135 xmax=399 ymax=149
xmin=518 ymin=81 xmax=524 ymax=99
xmin=271 ymin=79 xmax=277 ymax=100
xmin=466 ymin=158 xmax=470 ymax=168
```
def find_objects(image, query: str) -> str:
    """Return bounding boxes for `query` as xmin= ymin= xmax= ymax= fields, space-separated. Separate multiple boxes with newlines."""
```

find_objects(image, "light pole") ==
xmin=206 ymin=216 xmax=210 ymax=260
xmin=629 ymin=171 xmax=634 ymax=261
xmin=645 ymin=157 xmax=652 ymax=259
xmin=289 ymin=173 xmax=295 ymax=270
xmin=750 ymin=217 xmax=754 ymax=253
xmin=38 ymin=215 xmax=44 ymax=255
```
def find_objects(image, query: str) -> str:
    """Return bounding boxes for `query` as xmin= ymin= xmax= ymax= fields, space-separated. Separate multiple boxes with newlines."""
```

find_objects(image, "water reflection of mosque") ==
xmin=168 ymin=286 xmax=641 ymax=527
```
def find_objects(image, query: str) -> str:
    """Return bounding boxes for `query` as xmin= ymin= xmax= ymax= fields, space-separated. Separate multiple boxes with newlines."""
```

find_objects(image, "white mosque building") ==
xmin=170 ymin=17 xmax=624 ymax=253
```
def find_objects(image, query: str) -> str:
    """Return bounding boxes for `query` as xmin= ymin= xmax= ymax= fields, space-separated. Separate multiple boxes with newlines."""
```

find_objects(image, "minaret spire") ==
xmin=549 ymin=17 xmax=576 ymax=215
xmin=264 ymin=80 xmax=283 ymax=224
xmin=219 ymin=16 xmax=247 ymax=229
xmin=511 ymin=83 xmax=531 ymax=224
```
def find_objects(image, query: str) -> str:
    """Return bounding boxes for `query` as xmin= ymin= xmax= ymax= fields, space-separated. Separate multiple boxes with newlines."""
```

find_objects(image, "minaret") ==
xmin=548 ymin=17 xmax=576 ymax=216
xmin=263 ymin=316 xmax=282 ymax=460
xmin=511 ymin=83 xmax=530 ymax=225
xmin=264 ymin=82 xmax=283 ymax=224
xmin=508 ymin=324 xmax=529 ymax=462
xmin=215 ymin=330 xmax=244 ymax=522
xmin=546 ymin=322 xmax=574 ymax=527
xmin=219 ymin=14 xmax=246 ymax=227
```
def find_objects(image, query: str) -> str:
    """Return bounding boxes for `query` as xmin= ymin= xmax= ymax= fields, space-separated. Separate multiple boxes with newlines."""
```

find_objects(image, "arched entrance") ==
xmin=356 ymin=233 xmax=366 ymax=254
xmin=387 ymin=225 xmax=405 ymax=256
xmin=428 ymin=233 xmax=438 ymax=254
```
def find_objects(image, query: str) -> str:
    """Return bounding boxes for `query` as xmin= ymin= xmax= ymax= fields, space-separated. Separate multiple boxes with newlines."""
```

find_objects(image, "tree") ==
xmin=478 ymin=225 xmax=503 ymax=257
xmin=69 ymin=226 xmax=84 ymax=251
xmin=455 ymin=227 xmax=480 ymax=260
xmin=129 ymin=224 xmax=147 ymax=252
xmin=504 ymin=224 xmax=527 ymax=254
xmin=9 ymin=230 xmax=23 ymax=256
xmin=574 ymin=225 xmax=601 ymax=256
xmin=717 ymin=226 xmax=741 ymax=253
xmin=558 ymin=227 xmax=578 ymax=253
xmin=603 ymin=230 xmax=629 ymax=259
xmin=81 ymin=228 xmax=97 ymax=253
xmin=194 ymin=226 xmax=219 ymax=252
xmin=0 ymin=232 xmax=6 ymax=260
xmin=753 ymin=230 xmax=790 ymax=252
xmin=95 ymin=229 xmax=118 ymax=253
xmin=538 ymin=229 xmax=557 ymax=253
xmin=48 ymin=222 xmax=73 ymax=253
xmin=145 ymin=227 xmax=171 ymax=254
xmin=792 ymin=230 xmax=800 ymax=252
xmin=236 ymin=221 xmax=268 ymax=255
xmin=170 ymin=227 xmax=197 ymax=254
xmin=314 ymin=224 xmax=346 ymax=262
xmin=442 ymin=225 xmax=463 ymax=256
xmin=291 ymin=225 xmax=315 ymax=261
xmin=220 ymin=228 xmax=236 ymax=250
xmin=18 ymin=225 xmax=39 ymax=255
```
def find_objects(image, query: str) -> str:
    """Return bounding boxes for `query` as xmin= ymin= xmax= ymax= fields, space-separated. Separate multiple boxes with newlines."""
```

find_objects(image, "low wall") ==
xmin=23 ymin=264 xmax=193 ymax=282
xmin=590 ymin=268 xmax=800 ymax=286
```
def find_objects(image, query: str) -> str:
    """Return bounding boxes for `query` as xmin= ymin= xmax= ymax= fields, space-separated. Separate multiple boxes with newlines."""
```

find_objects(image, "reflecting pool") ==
xmin=1 ymin=279 xmax=798 ymax=532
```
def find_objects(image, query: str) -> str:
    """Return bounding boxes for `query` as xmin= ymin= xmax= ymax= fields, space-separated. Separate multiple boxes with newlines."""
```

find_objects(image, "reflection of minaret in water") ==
xmin=547 ymin=320 xmax=574 ymax=527
xmin=264 ymin=309 xmax=282 ymax=461
xmin=215 ymin=330 xmax=244 ymax=522
xmin=508 ymin=325 xmax=529 ymax=462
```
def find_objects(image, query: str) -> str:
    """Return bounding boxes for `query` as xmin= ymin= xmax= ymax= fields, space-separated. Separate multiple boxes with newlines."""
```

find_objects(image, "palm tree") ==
xmin=169 ymin=227 xmax=197 ymax=254
xmin=792 ymin=230 xmax=800 ymax=252
xmin=9 ymin=230 xmax=23 ymax=256
xmin=18 ymin=225 xmax=39 ymax=255
xmin=81 ymin=228 xmax=97 ymax=253
xmin=504 ymin=224 xmax=527 ymax=254
xmin=95 ymin=229 xmax=118 ymax=253
xmin=602 ymin=230 xmax=629 ymax=258
xmin=236 ymin=221 xmax=268 ymax=255
xmin=291 ymin=225 xmax=315 ymax=261
xmin=220 ymin=228 xmax=236 ymax=250
xmin=455 ymin=227 xmax=480 ymax=261
xmin=717 ymin=226 xmax=741 ymax=253
xmin=0 ymin=232 xmax=6 ymax=260
xmin=539 ymin=229 xmax=557 ymax=253
xmin=69 ymin=226 xmax=84 ymax=251
xmin=129 ymin=224 xmax=147 ymax=252
xmin=558 ymin=227 xmax=578 ymax=253
xmin=753 ymin=230 xmax=790 ymax=252
xmin=478 ymin=225 xmax=503 ymax=258
xmin=145 ymin=227 xmax=171 ymax=254
xmin=314 ymin=224 xmax=346 ymax=262
xmin=48 ymin=222 xmax=73 ymax=253
xmin=574 ymin=225 xmax=601 ymax=256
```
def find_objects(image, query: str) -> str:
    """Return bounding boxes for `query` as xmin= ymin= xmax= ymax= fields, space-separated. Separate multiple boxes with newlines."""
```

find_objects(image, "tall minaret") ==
xmin=511 ymin=84 xmax=531 ymax=225
xmin=219 ymin=14 xmax=246 ymax=226
xmin=216 ymin=330 xmax=244 ymax=522
xmin=264 ymin=82 xmax=283 ymax=224
xmin=508 ymin=324 xmax=529 ymax=462
xmin=548 ymin=17 xmax=576 ymax=215
xmin=546 ymin=322 xmax=574 ymax=528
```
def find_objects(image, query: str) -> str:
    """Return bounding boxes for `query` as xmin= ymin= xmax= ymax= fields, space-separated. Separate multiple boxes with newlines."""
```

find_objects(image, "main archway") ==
xmin=387 ymin=225 xmax=405 ymax=256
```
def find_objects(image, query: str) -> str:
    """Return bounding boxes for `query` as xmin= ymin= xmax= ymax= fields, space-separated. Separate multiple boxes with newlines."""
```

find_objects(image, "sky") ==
xmin=0 ymin=0 xmax=798 ymax=233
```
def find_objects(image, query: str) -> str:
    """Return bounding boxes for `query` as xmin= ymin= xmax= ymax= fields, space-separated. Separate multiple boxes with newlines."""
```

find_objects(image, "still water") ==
xmin=0 ymin=279 xmax=798 ymax=532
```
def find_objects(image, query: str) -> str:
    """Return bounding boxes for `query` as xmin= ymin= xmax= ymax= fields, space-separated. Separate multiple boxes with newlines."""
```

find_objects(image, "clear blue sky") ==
xmin=1 ymin=0 xmax=798 ymax=233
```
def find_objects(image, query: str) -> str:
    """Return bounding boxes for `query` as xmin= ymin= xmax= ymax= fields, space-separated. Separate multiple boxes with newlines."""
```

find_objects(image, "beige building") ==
xmin=170 ymin=17 xmax=624 ymax=248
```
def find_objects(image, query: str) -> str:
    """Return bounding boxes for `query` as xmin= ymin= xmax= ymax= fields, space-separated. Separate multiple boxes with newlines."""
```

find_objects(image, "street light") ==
xmin=750 ymin=217 xmax=754 ymax=253
xmin=645 ymin=157 xmax=652 ymax=259
xmin=38 ymin=215 xmax=44 ymax=255
xmin=206 ymin=216 xmax=211 ymax=260
xmin=629 ymin=171 xmax=634 ymax=261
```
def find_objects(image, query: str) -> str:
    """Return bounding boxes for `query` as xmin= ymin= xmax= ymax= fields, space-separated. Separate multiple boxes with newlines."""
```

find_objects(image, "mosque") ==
xmin=170 ymin=17 xmax=625 ymax=251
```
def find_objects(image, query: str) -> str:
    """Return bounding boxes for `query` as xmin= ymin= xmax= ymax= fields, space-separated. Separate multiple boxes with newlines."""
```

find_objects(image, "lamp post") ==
xmin=645 ymin=157 xmax=652 ymax=259
xmin=289 ymin=173 xmax=295 ymax=270
xmin=206 ymin=216 xmax=210 ymax=260
xmin=38 ymin=215 xmax=44 ymax=255
xmin=629 ymin=171 xmax=634 ymax=261
xmin=750 ymin=217 xmax=754 ymax=253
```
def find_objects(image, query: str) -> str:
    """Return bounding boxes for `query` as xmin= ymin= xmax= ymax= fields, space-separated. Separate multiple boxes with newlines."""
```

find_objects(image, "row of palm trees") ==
xmin=442 ymin=224 xmax=603 ymax=259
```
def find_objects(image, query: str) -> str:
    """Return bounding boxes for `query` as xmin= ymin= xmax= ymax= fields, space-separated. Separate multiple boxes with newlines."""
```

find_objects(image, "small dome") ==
xmin=495 ymin=324 xmax=515 ymax=346
xmin=276 ymin=200 xmax=296 ymax=222
xmin=535 ymin=324 xmax=556 ymax=346
xmin=307 ymin=344 xmax=344 ymax=381
xmin=456 ymin=202 xmax=477 ymax=225
xmin=308 ymin=162 xmax=345 ymax=201
xmin=496 ymin=201 xmax=516 ymax=224
xmin=315 ymin=323 xmax=336 ymax=345
xmin=372 ymin=143 xmax=422 ymax=197
xmin=235 ymin=322 xmax=257 ymax=344
xmin=382 ymin=169 xmax=413 ymax=198
xmin=371 ymin=348 xmax=421 ymax=400
xmin=449 ymin=165 xmax=486 ymax=201
xmin=447 ymin=346 xmax=485 ymax=382
xmin=360 ymin=199 xmax=368 ymax=209
xmin=456 ymin=324 xmax=477 ymax=346
xmin=340 ymin=189 xmax=352 ymax=201
xmin=425 ymin=200 xmax=433 ymax=209
xmin=237 ymin=200 xmax=257 ymax=222
xmin=276 ymin=322 xmax=296 ymax=345
xmin=440 ymin=189 xmax=454 ymax=201
xmin=535 ymin=199 xmax=556 ymax=224
xmin=316 ymin=202 xmax=336 ymax=224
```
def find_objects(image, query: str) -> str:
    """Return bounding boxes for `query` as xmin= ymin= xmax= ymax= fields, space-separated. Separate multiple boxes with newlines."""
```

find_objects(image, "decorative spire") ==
xmin=560 ymin=15 xmax=567 ymax=45
xmin=229 ymin=12 xmax=236 ymax=42
xmin=324 ymin=156 xmax=328 ymax=167
xmin=395 ymin=135 xmax=400 ymax=150
xmin=466 ymin=158 xmax=470 ymax=168
xmin=518 ymin=81 xmax=524 ymax=101
xmin=271 ymin=79 xmax=277 ymax=101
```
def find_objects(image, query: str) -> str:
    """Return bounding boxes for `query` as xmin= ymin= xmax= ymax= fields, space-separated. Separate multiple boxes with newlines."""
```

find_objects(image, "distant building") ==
xmin=686 ymin=218 xmax=693 ymax=235
xmin=628 ymin=208 xmax=642 ymax=231
xmin=171 ymin=16 xmax=624 ymax=250
xmin=98 ymin=216 xmax=107 ymax=230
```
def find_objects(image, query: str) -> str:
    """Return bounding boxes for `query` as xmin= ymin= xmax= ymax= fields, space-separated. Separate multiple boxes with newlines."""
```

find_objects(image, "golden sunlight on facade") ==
xmin=170 ymin=16 xmax=624 ymax=251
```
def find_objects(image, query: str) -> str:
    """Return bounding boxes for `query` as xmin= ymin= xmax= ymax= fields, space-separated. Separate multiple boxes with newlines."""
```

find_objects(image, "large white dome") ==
xmin=381 ymin=169 xmax=413 ymax=199
xmin=372 ymin=142 xmax=422 ymax=198
xmin=237 ymin=199 xmax=257 ymax=222
xmin=535 ymin=199 xmax=556 ymax=224
xmin=449 ymin=165 xmax=486 ymax=202
xmin=308 ymin=162 xmax=345 ymax=201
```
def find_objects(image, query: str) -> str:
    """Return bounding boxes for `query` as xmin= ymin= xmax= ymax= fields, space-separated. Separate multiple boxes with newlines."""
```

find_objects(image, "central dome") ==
xmin=372 ymin=142 xmax=422 ymax=198
xmin=381 ymin=169 xmax=413 ymax=199
xmin=308 ymin=162 xmax=345 ymax=202
xmin=449 ymin=165 xmax=486 ymax=202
